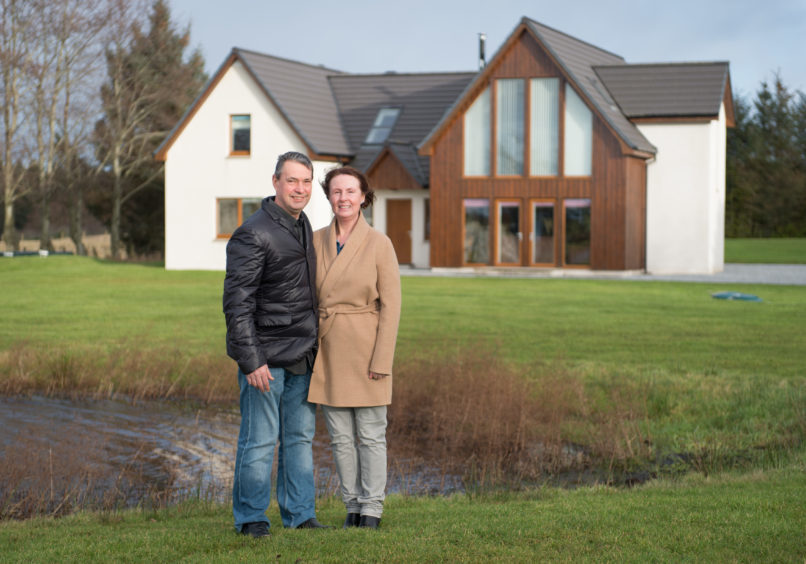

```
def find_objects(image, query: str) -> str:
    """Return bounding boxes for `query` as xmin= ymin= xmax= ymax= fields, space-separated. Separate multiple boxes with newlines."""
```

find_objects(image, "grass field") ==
xmin=1 ymin=254 xmax=804 ymax=560
xmin=724 ymin=237 xmax=806 ymax=263
xmin=1 ymin=463 xmax=804 ymax=562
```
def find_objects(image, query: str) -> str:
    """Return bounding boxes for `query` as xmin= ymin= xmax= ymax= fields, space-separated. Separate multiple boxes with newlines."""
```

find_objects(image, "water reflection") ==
xmin=0 ymin=396 xmax=462 ymax=514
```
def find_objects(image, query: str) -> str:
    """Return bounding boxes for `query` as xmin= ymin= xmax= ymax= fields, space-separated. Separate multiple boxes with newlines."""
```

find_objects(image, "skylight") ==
xmin=364 ymin=107 xmax=401 ymax=144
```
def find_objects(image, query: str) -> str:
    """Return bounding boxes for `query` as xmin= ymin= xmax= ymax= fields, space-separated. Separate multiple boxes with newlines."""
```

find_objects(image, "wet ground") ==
xmin=0 ymin=396 xmax=463 ymax=513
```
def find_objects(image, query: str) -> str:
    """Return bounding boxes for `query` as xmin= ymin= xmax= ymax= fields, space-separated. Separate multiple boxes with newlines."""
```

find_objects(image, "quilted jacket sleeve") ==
xmin=223 ymin=225 xmax=267 ymax=374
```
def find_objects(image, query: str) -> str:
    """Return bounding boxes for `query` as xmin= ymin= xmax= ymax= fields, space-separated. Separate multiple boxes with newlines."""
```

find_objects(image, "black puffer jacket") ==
xmin=223 ymin=197 xmax=317 ymax=375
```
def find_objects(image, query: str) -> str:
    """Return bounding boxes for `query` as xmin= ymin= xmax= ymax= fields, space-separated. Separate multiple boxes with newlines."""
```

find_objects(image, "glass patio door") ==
xmin=529 ymin=200 xmax=555 ymax=265
xmin=495 ymin=199 xmax=522 ymax=265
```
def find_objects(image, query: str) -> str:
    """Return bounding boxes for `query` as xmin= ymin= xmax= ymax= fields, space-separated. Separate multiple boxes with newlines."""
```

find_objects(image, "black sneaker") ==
xmin=241 ymin=521 xmax=271 ymax=538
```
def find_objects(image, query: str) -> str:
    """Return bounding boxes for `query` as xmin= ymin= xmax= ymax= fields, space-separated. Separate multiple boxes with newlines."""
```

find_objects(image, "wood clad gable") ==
xmin=366 ymin=146 xmax=425 ymax=191
xmin=419 ymin=17 xmax=657 ymax=159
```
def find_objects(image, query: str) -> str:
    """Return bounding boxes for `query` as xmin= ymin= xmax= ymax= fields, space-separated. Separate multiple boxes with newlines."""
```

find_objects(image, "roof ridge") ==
xmin=232 ymin=47 xmax=347 ymax=74
xmin=596 ymin=61 xmax=730 ymax=69
xmin=523 ymin=16 xmax=624 ymax=61
xmin=330 ymin=70 xmax=477 ymax=79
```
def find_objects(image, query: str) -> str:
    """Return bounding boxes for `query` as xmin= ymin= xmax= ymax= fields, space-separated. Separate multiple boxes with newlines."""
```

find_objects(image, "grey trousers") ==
xmin=322 ymin=405 xmax=387 ymax=518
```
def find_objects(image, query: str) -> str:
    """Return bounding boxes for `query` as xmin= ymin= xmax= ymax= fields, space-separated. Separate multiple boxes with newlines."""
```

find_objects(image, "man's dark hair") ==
xmin=274 ymin=151 xmax=313 ymax=178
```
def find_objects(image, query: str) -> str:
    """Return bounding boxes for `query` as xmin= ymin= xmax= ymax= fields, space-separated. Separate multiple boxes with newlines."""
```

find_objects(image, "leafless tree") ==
xmin=28 ymin=0 xmax=107 ymax=252
xmin=0 ymin=0 xmax=35 ymax=249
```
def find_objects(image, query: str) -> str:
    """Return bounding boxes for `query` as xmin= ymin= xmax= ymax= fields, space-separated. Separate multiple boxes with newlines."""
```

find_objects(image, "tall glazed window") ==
xmin=463 ymin=87 xmax=490 ymax=176
xmin=530 ymin=200 xmax=555 ymax=265
xmin=564 ymin=85 xmax=592 ymax=175
xmin=463 ymin=199 xmax=490 ymax=264
xmin=496 ymin=79 xmax=524 ymax=175
xmin=564 ymin=198 xmax=591 ymax=265
xmin=495 ymin=200 xmax=521 ymax=265
xmin=529 ymin=78 xmax=559 ymax=175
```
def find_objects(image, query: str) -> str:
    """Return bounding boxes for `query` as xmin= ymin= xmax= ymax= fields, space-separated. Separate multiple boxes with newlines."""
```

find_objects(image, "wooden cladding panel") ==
xmin=367 ymin=151 xmax=424 ymax=191
xmin=429 ymin=31 xmax=648 ymax=270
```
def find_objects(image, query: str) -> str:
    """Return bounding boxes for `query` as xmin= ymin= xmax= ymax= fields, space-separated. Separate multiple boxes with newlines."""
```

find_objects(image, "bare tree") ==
xmin=28 ymin=0 xmax=108 ymax=252
xmin=94 ymin=0 xmax=205 ymax=259
xmin=0 ymin=0 xmax=34 ymax=250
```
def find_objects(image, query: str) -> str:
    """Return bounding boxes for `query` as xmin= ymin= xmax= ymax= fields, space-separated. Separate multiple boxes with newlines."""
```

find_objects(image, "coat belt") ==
xmin=318 ymin=303 xmax=379 ymax=340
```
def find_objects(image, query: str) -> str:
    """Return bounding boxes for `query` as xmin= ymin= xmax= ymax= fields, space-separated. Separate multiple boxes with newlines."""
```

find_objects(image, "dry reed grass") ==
xmin=0 ymin=342 xmax=234 ymax=403
xmin=389 ymin=345 xmax=652 ymax=487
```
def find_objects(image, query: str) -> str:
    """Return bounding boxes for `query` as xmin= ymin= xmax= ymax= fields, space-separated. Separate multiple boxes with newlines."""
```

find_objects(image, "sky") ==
xmin=167 ymin=0 xmax=806 ymax=100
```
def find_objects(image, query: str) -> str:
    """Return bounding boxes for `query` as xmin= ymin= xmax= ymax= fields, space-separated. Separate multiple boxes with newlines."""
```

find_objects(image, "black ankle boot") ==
xmin=359 ymin=515 xmax=381 ymax=529
xmin=343 ymin=513 xmax=361 ymax=528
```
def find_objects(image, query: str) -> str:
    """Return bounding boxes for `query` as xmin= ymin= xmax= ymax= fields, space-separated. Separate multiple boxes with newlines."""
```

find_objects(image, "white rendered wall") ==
xmin=164 ymin=60 xmax=333 ymax=270
xmin=370 ymin=190 xmax=430 ymax=268
xmin=638 ymin=104 xmax=726 ymax=274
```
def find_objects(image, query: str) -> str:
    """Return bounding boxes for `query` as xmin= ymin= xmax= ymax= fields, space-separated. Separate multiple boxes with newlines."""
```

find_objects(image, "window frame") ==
xmin=495 ymin=78 xmax=526 ymax=177
xmin=461 ymin=198 xmax=491 ymax=266
xmin=216 ymin=197 xmax=261 ymax=238
xmin=493 ymin=198 xmax=522 ymax=266
xmin=364 ymin=107 xmax=401 ymax=145
xmin=562 ymin=198 xmax=592 ymax=267
xmin=229 ymin=114 xmax=251 ymax=156
xmin=528 ymin=198 xmax=557 ymax=266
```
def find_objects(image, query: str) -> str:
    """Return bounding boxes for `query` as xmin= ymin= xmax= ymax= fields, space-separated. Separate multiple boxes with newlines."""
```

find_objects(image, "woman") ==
xmin=308 ymin=166 xmax=401 ymax=530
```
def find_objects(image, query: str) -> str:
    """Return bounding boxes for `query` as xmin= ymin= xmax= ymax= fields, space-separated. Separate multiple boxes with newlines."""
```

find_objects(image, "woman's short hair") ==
xmin=320 ymin=166 xmax=375 ymax=209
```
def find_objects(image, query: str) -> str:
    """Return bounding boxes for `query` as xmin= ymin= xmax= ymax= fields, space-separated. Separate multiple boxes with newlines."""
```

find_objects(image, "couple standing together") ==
xmin=223 ymin=151 xmax=401 ymax=537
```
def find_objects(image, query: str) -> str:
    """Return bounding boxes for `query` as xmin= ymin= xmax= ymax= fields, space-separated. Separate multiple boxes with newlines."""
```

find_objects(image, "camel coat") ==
xmin=308 ymin=214 xmax=401 ymax=407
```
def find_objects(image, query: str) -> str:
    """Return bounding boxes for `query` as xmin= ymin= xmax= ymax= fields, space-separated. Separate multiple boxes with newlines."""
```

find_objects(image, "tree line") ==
xmin=0 ymin=0 xmax=205 ymax=258
xmin=1 ymin=2 xmax=804 ymax=259
xmin=727 ymin=76 xmax=806 ymax=237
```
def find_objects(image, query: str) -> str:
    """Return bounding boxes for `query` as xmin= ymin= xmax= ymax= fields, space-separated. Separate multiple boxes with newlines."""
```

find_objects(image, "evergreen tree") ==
xmin=726 ymin=75 xmax=806 ymax=237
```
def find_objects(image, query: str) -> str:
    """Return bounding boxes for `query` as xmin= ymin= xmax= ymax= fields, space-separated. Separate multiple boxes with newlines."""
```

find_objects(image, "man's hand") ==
xmin=246 ymin=365 xmax=274 ymax=392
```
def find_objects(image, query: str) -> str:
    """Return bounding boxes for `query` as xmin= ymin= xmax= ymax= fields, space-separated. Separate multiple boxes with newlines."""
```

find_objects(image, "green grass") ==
xmin=1 ymin=255 xmax=805 ymax=560
xmin=725 ymin=237 xmax=806 ymax=263
xmin=1 ymin=462 xmax=804 ymax=562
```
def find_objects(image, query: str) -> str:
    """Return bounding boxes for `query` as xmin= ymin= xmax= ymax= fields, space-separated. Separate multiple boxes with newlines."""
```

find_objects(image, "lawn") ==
xmin=0 ymin=255 xmax=804 ymax=561
xmin=725 ymin=237 xmax=806 ymax=263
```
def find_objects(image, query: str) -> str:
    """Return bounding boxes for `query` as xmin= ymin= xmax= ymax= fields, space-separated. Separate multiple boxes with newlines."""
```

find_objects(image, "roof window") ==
xmin=364 ymin=107 xmax=401 ymax=144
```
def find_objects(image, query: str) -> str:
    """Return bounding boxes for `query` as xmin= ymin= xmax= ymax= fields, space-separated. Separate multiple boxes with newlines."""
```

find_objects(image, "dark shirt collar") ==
xmin=265 ymin=196 xmax=305 ymax=245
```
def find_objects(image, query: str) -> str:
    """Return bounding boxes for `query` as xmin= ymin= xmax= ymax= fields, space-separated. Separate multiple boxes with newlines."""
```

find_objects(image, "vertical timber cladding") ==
xmin=429 ymin=29 xmax=645 ymax=269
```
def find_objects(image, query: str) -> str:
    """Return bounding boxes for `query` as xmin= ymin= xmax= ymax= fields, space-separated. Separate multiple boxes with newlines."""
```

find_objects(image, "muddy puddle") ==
xmin=0 ymin=396 xmax=463 ymax=515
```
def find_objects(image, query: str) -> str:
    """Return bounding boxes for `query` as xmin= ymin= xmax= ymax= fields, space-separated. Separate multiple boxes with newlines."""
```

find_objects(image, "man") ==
xmin=223 ymin=151 xmax=329 ymax=537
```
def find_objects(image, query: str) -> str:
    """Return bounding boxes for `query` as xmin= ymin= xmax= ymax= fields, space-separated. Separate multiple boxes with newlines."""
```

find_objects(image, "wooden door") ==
xmin=386 ymin=199 xmax=412 ymax=264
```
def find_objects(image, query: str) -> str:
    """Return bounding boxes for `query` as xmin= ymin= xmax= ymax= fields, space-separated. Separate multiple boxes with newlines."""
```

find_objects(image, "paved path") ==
xmin=400 ymin=263 xmax=806 ymax=286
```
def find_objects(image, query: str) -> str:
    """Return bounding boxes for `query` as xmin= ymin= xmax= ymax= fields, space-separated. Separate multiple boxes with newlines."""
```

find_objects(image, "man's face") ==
xmin=272 ymin=160 xmax=313 ymax=218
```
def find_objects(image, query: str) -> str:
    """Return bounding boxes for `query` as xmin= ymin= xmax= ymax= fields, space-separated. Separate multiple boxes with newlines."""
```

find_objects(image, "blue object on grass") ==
xmin=711 ymin=291 xmax=762 ymax=302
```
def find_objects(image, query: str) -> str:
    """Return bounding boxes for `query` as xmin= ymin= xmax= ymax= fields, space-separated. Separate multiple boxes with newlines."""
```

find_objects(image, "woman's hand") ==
xmin=369 ymin=371 xmax=388 ymax=380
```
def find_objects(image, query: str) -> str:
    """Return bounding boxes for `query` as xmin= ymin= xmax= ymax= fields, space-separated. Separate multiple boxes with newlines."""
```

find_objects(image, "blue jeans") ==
xmin=232 ymin=367 xmax=316 ymax=531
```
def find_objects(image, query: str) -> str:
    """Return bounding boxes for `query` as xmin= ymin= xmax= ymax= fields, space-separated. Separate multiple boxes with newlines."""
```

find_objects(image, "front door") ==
xmin=386 ymin=199 xmax=412 ymax=264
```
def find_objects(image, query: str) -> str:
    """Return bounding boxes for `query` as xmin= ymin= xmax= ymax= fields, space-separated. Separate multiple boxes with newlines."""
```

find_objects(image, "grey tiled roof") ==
xmin=524 ymin=19 xmax=656 ymax=154
xmin=594 ymin=62 xmax=730 ymax=118
xmin=235 ymin=48 xmax=351 ymax=156
xmin=329 ymin=72 xmax=476 ymax=153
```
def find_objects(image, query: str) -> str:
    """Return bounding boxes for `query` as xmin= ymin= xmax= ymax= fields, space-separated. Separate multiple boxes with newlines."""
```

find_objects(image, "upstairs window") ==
xmin=529 ymin=78 xmax=559 ymax=176
xmin=463 ymin=87 xmax=490 ymax=176
xmin=364 ymin=107 xmax=400 ymax=144
xmin=230 ymin=115 xmax=251 ymax=155
xmin=564 ymin=85 xmax=592 ymax=175
xmin=496 ymin=79 xmax=525 ymax=175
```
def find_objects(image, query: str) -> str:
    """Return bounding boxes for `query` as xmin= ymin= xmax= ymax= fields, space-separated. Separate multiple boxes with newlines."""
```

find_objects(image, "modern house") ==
xmin=155 ymin=16 xmax=733 ymax=274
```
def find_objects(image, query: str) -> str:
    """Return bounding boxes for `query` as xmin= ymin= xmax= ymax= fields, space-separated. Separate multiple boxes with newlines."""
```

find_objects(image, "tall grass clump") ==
xmin=389 ymin=345 xmax=653 ymax=489
xmin=0 ymin=341 xmax=235 ymax=403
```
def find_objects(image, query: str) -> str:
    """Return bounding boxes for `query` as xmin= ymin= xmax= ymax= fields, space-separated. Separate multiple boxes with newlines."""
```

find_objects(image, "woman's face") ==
xmin=328 ymin=174 xmax=364 ymax=223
